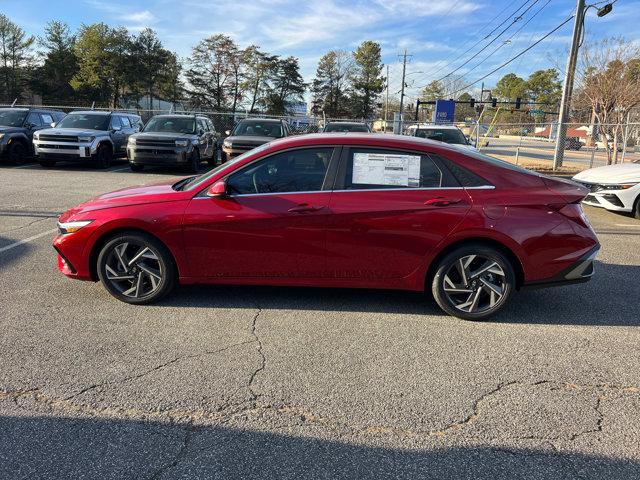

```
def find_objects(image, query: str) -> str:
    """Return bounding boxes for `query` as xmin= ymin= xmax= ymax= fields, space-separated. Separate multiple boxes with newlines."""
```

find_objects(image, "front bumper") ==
xmin=575 ymin=181 xmax=639 ymax=213
xmin=222 ymin=146 xmax=253 ymax=158
xmin=127 ymin=146 xmax=190 ymax=165
xmin=523 ymin=244 xmax=600 ymax=289
xmin=34 ymin=140 xmax=96 ymax=161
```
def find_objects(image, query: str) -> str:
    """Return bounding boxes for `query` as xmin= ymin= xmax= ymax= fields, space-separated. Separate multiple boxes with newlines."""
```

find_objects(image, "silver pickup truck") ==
xmin=33 ymin=110 xmax=142 ymax=168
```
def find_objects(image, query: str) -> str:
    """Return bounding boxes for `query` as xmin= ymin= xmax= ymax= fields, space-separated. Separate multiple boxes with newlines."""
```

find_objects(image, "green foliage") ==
xmin=493 ymin=73 xmax=527 ymax=101
xmin=261 ymin=57 xmax=306 ymax=115
xmin=350 ymin=41 xmax=385 ymax=118
xmin=0 ymin=13 xmax=35 ymax=102
xmin=311 ymin=50 xmax=353 ymax=118
xmin=525 ymin=68 xmax=561 ymax=105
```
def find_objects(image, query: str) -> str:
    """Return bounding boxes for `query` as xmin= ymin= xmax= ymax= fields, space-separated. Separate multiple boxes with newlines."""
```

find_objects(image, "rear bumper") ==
xmin=522 ymin=244 xmax=600 ymax=289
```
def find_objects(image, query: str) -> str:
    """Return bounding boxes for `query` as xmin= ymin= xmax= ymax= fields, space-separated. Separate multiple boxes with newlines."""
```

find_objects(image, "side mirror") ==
xmin=225 ymin=130 xmax=231 ymax=136
xmin=207 ymin=180 xmax=227 ymax=198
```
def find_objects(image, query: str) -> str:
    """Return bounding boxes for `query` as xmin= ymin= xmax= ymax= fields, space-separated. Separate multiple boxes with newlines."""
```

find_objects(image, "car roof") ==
xmin=266 ymin=133 xmax=466 ymax=154
xmin=409 ymin=124 xmax=460 ymax=130
xmin=69 ymin=110 xmax=139 ymax=117
xmin=239 ymin=118 xmax=282 ymax=123
xmin=326 ymin=121 xmax=367 ymax=125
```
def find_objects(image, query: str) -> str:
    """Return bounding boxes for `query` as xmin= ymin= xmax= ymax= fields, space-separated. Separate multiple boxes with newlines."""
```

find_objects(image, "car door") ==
xmin=182 ymin=146 xmax=339 ymax=279
xmin=25 ymin=112 xmax=44 ymax=140
xmin=325 ymin=147 xmax=472 ymax=283
xmin=195 ymin=118 xmax=209 ymax=157
xmin=109 ymin=116 xmax=126 ymax=154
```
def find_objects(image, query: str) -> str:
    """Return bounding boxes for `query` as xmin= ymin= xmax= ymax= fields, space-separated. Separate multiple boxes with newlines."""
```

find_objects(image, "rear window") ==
xmin=414 ymin=128 xmax=468 ymax=145
xmin=324 ymin=123 xmax=369 ymax=132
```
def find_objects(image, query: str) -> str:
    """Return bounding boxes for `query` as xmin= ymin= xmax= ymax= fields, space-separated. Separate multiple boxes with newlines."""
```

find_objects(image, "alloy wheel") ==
xmin=442 ymin=254 xmax=507 ymax=314
xmin=103 ymin=241 xmax=163 ymax=299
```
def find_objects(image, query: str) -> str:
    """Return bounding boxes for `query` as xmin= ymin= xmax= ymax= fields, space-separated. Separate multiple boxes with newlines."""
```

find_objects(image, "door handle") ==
xmin=424 ymin=197 xmax=463 ymax=207
xmin=288 ymin=203 xmax=324 ymax=213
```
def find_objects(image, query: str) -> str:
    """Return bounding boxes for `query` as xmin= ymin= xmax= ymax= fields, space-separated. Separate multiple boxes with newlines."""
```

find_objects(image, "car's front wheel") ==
xmin=431 ymin=244 xmax=515 ymax=320
xmin=96 ymin=232 xmax=176 ymax=304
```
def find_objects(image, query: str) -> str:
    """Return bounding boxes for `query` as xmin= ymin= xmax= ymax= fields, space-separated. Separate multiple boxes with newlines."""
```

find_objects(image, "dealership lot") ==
xmin=1 ymin=161 xmax=639 ymax=479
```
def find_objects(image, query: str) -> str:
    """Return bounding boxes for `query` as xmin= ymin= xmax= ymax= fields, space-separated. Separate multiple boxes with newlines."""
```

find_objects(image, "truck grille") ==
xmin=38 ymin=134 xmax=78 ymax=143
xmin=136 ymin=139 xmax=176 ymax=147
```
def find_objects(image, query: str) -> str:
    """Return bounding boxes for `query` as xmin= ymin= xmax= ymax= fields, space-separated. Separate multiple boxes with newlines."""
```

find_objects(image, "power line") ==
xmin=421 ymin=0 xmax=535 ymax=83
xmin=450 ymin=0 xmax=551 ymax=83
xmin=435 ymin=0 xmax=543 ymax=83
xmin=448 ymin=14 xmax=575 ymax=97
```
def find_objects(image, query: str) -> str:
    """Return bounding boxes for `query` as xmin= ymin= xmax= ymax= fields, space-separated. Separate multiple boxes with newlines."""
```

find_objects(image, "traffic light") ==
xmin=515 ymin=97 xmax=521 ymax=109
xmin=469 ymin=98 xmax=475 ymax=108
xmin=491 ymin=98 xmax=497 ymax=108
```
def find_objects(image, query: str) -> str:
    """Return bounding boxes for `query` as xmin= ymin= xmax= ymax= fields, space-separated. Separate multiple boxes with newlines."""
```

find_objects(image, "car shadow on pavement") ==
xmin=161 ymin=261 xmax=640 ymax=326
xmin=1 ymin=414 xmax=638 ymax=479
xmin=0 ymin=235 xmax=31 ymax=271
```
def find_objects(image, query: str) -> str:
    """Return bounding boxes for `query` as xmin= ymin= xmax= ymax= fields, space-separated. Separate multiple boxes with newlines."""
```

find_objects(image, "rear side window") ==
xmin=338 ymin=148 xmax=459 ymax=190
xmin=110 ymin=116 xmax=121 ymax=129
xmin=120 ymin=116 xmax=131 ymax=128
xmin=40 ymin=113 xmax=54 ymax=125
xmin=434 ymin=154 xmax=492 ymax=187
xmin=227 ymin=147 xmax=333 ymax=195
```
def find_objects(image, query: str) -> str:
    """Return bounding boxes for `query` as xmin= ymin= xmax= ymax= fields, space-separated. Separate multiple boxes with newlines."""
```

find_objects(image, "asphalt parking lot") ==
xmin=1 ymin=159 xmax=639 ymax=479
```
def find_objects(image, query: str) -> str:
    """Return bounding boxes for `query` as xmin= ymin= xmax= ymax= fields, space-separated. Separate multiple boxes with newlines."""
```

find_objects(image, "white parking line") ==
xmin=109 ymin=166 xmax=131 ymax=172
xmin=0 ymin=228 xmax=58 ymax=254
xmin=12 ymin=163 xmax=37 ymax=169
xmin=615 ymin=223 xmax=640 ymax=227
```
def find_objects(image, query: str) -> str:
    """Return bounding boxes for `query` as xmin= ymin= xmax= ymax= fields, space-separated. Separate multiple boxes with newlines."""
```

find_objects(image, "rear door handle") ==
xmin=424 ymin=197 xmax=464 ymax=207
xmin=288 ymin=203 xmax=325 ymax=213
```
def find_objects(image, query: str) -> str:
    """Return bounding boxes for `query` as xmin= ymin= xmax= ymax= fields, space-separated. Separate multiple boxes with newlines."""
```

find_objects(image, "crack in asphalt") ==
xmin=63 ymin=340 xmax=255 ymax=402
xmin=0 ymin=216 xmax=51 ymax=235
xmin=247 ymin=308 xmax=265 ymax=402
xmin=146 ymin=424 xmax=198 ymax=480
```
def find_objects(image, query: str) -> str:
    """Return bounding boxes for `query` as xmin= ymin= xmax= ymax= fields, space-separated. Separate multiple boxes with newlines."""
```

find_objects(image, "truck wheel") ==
xmin=8 ymin=141 xmax=28 ymax=165
xmin=95 ymin=144 xmax=112 ymax=169
xmin=39 ymin=159 xmax=56 ymax=168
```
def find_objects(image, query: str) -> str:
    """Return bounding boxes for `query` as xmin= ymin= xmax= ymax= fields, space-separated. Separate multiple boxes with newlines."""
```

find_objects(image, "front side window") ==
xmin=26 ymin=112 xmax=42 ymax=127
xmin=120 ymin=116 xmax=131 ymax=128
xmin=0 ymin=109 xmax=27 ymax=127
xmin=232 ymin=121 xmax=283 ymax=138
xmin=340 ymin=148 xmax=459 ymax=190
xmin=227 ymin=147 xmax=333 ymax=195
xmin=57 ymin=114 xmax=110 ymax=131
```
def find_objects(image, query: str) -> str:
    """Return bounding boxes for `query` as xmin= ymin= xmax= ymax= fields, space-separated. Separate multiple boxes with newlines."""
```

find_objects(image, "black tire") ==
xmin=130 ymin=163 xmax=144 ymax=172
xmin=431 ymin=244 xmax=515 ymax=321
xmin=220 ymin=151 xmax=228 ymax=164
xmin=633 ymin=195 xmax=640 ymax=220
xmin=187 ymin=148 xmax=200 ymax=173
xmin=8 ymin=141 xmax=28 ymax=165
xmin=39 ymin=159 xmax=56 ymax=168
xmin=95 ymin=144 xmax=112 ymax=169
xmin=96 ymin=232 xmax=177 ymax=305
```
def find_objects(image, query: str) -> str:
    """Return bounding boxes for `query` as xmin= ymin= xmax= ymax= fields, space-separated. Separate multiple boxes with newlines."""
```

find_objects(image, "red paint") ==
xmin=54 ymin=133 xmax=599 ymax=293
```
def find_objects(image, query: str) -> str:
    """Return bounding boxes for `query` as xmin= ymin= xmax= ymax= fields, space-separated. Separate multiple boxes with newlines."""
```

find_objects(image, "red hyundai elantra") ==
xmin=54 ymin=134 xmax=599 ymax=320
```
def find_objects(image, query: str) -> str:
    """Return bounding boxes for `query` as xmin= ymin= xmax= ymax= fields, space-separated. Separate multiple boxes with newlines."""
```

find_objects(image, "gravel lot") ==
xmin=1 ymin=160 xmax=639 ymax=479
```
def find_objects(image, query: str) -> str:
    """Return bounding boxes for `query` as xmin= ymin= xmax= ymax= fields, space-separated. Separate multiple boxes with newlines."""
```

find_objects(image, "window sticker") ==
xmin=352 ymin=153 xmax=421 ymax=187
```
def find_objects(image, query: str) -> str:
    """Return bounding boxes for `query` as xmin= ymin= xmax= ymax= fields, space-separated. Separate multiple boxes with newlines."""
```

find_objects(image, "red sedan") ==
xmin=54 ymin=134 xmax=599 ymax=320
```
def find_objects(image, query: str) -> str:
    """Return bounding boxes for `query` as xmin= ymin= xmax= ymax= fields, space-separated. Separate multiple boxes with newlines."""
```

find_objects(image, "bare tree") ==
xmin=578 ymin=38 xmax=640 ymax=164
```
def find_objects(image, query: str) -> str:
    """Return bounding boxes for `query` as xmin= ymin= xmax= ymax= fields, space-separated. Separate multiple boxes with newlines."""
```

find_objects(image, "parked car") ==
xmin=406 ymin=124 xmax=477 ymax=150
xmin=222 ymin=118 xmax=291 ymax=163
xmin=53 ymin=134 xmax=599 ymax=320
xmin=0 ymin=107 xmax=66 ymax=164
xmin=127 ymin=114 xmax=219 ymax=173
xmin=323 ymin=121 xmax=371 ymax=133
xmin=572 ymin=160 xmax=640 ymax=218
xmin=33 ymin=110 xmax=142 ymax=168
xmin=565 ymin=137 xmax=583 ymax=150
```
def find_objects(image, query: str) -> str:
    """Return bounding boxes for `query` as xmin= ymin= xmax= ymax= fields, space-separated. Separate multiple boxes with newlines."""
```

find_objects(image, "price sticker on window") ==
xmin=352 ymin=153 xmax=421 ymax=187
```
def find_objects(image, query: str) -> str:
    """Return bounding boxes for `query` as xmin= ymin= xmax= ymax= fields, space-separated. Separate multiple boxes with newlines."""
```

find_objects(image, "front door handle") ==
xmin=424 ymin=197 xmax=463 ymax=207
xmin=288 ymin=203 xmax=324 ymax=213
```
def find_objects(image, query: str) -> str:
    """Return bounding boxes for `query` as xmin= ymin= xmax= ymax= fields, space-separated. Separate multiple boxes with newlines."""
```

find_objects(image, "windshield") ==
xmin=324 ymin=123 xmax=369 ymax=132
xmin=144 ymin=116 xmax=196 ymax=134
xmin=0 ymin=109 xmax=27 ymax=127
xmin=57 ymin=113 xmax=110 ymax=131
xmin=415 ymin=128 xmax=468 ymax=145
xmin=182 ymin=143 xmax=272 ymax=191
xmin=232 ymin=121 xmax=283 ymax=138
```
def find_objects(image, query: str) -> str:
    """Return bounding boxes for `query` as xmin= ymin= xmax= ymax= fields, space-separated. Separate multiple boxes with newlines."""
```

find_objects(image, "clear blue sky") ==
xmin=1 ymin=0 xmax=637 ymax=102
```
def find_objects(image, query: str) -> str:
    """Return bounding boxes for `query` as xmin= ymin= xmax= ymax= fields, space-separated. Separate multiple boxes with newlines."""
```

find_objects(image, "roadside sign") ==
xmin=432 ymin=100 xmax=455 ymax=124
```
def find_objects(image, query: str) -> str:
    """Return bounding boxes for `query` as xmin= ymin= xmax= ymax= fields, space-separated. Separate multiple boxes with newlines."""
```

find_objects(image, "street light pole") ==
xmin=553 ymin=0 xmax=586 ymax=170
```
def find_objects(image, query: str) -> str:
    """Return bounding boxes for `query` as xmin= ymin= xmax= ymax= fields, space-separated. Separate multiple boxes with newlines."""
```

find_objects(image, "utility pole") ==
xmin=385 ymin=64 xmax=389 ymax=132
xmin=397 ymin=49 xmax=411 ymax=133
xmin=553 ymin=0 xmax=586 ymax=170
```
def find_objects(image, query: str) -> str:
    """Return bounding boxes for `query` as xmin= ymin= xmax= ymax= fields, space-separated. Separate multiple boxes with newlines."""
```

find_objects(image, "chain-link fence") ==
xmin=3 ymin=102 xmax=639 ymax=171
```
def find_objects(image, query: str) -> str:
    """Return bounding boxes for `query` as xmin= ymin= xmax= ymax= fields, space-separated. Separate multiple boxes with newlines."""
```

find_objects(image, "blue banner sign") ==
xmin=432 ymin=99 xmax=455 ymax=124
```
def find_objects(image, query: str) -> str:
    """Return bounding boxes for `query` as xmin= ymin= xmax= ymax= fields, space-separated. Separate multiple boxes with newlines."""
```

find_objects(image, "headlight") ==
xmin=128 ymin=137 xmax=137 ymax=145
xmin=57 ymin=220 xmax=93 ymax=234
xmin=223 ymin=140 xmax=232 ymax=148
xmin=175 ymin=139 xmax=189 ymax=147
xmin=0 ymin=133 xmax=4 ymax=140
xmin=78 ymin=135 xmax=95 ymax=143
xmin=601 ymin=183 xmax=638 ymax=191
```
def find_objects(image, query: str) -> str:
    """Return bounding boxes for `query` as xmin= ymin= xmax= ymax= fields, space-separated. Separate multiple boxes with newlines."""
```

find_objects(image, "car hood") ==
xmin=38 ymin=127 xmax=102 ymax=137
xmin=132 ymin=132 xmax=195 ymax=140
xmin=225 ymin=135 xmax=275 ymax=145
xmin=59 ymin=178 xmax=190 ymax=220
xmin=0 ymin=126 xmax=26 ymax=134
xmin=573 ymin=163 xmax=640 ymax=183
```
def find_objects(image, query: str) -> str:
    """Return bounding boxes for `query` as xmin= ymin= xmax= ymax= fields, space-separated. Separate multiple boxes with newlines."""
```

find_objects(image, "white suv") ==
xmin=406 ymin=124 xmax=476 ymax=150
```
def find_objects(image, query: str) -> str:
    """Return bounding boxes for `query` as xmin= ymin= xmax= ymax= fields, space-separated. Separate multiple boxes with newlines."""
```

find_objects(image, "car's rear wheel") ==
xmin=633 ymin=195 xmax=640 ymax=220
xmin=431 ymin=244 xmax=515 ymax=320
xmin=96 ymin=233 xmax=176 ymax=304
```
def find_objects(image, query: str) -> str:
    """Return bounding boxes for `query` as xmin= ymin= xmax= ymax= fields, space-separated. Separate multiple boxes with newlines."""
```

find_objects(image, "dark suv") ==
xmin=322 ymin=121 xmax=371 ymax=133
xmin=222 ymin=118 xmax=291 ymax=162
xmin=127 ymin=114 xmax=219 ymax=172
xmin=0 ymin=107 xmax=66 ymax=164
